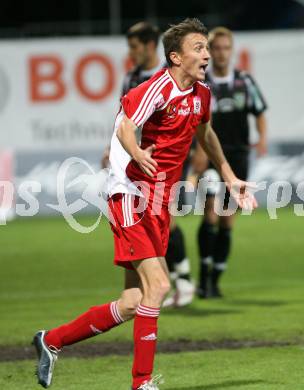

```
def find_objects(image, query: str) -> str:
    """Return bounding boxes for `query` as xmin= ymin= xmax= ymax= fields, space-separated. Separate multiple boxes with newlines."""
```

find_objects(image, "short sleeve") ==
xmin=121 ymin=77 xmax=167 ymax=127
xmin=244 ymin=74 xmax=267 ymax=116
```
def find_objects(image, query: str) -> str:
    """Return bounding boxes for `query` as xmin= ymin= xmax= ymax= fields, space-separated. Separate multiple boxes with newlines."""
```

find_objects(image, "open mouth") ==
xmin=200 ymin=64 xmax=208 ymax=72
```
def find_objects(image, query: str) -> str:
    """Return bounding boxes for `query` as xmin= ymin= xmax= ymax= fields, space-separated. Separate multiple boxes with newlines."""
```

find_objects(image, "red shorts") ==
xmin=108 ymin=193 xmax=170 ymax=269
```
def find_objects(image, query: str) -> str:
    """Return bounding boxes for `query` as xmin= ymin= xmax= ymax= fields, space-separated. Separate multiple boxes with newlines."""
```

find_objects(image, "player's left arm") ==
xmin=245 ymin=73 xmax=268 ymax=157
xmin=254 ymin=112 xmax=267 ymax=157
xmin=196 ymin=121 xmax=257 ymax=209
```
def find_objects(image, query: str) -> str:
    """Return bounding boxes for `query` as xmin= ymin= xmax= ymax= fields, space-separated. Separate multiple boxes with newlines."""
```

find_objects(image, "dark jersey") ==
xmin=121 ymin=63 xmax=165 ymax=96
xmin=205 ymin=69 xmax=267 ymax=153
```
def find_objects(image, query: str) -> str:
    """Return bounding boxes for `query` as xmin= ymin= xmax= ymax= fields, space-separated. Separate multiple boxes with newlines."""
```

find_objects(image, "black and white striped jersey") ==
xmin=205 ymin=68 xmax=267 ymax=152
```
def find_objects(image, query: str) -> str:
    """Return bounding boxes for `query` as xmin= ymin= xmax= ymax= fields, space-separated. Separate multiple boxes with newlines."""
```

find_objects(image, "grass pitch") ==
xmin=0 ymin=208 xmax=303 ymax=389
xmin=1 ymin=347 xmax=304 ymax=389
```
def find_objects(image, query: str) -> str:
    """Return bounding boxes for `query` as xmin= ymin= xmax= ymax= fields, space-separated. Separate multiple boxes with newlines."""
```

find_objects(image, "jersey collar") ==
xmin=166 ymin=69 xmax=194 ymax=94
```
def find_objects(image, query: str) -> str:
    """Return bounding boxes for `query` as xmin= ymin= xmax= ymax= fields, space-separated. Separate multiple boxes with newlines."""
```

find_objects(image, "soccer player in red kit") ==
xmin=33 ymin=18 xmax=257 ymax=390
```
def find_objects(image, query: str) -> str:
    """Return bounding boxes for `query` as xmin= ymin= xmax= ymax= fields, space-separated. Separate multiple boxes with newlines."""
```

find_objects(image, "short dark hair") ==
xmin=162 ymin=18 xmax=209 ymax=67
xmin=127 ymin=22 xmax=160 ymax=47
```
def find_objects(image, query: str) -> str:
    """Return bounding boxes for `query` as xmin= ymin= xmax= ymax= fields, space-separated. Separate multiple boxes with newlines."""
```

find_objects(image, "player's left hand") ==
xmin=226 ymin=179 xmax=258 ymax=210
xmin=252 ymin=140 xmax=267 ymax=157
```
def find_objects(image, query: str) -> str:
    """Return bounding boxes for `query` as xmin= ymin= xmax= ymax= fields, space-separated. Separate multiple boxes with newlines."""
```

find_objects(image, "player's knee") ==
xmin=159 ymin=280 xmax=171 ymax=298
xmin=146 ymin=277 xmax=171 ymax=302
xmin=118 ymin=289 xmax=142 ymax=320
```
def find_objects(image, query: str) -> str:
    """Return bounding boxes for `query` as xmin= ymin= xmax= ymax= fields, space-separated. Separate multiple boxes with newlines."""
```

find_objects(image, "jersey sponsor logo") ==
xmin=178 ymin=107 xmax=191 ymax=116
xmin=90 ymin=324 xmax=103 ymax=334
xmin=216 ymin=97 xmax=235 ymax=113
xmin=172 ymin=96 xmax=202 ymax=116
xmin=233 ymin=92 xmax=246 ymax=110
xmin=181 ymin=97 xmax=189 ymax=107
xmin=141 ymin=332 xmax=157 ymax=341
xmin=193 ymin=96 xmax=201 ymax=114
xmin=166 ymin=104 xmax=177 ymax=118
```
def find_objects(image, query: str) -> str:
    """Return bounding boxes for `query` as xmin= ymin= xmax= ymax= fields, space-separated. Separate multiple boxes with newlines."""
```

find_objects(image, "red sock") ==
xmin=45 ymin=301 xmax=123 ymax=349
xmin=132 ymin=304 xmax=160 ymax=389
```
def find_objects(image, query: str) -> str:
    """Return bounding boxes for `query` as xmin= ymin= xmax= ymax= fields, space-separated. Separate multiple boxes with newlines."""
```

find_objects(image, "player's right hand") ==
xmin=134 ymin=144 xmax=158 ymax=177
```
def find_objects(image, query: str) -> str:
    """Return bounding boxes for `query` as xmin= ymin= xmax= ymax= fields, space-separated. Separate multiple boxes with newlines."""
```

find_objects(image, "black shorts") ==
xmin=218 ymin=151 xmax=248 ymax=181
xmin=207 ymin=152 xmax=249 ymax=208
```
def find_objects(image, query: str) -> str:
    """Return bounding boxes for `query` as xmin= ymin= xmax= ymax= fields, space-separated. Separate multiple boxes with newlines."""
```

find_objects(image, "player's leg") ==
xmin=108 ymin=193 xmax=170 ymax=388
xmin=131 ymin=257 xmax=170 ymax=390
xmin=209 ymin=152 xmax=248 ymax=297
xmin=33 ymin=268 xmax=141 ymax=388
xmin=165 ymin=217 xmax=179 ymax=283
xmin=197 ymin=194 xmax=218 ymax=297
xmin=118 ymin=268 xmax=142 ymax=319
xmin=163 ymin=216 xmax=194 ymax=307
xmin=210 ymin=213 xmax=235 ymax=297
xmin=42 ymin=272 xmax=140 ymax=350
xmin=211 ymin=151 xmax=248 ymax=297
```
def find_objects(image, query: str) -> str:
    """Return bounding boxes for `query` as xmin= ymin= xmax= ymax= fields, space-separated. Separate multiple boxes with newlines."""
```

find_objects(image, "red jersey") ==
xmin=107 ymin=68 xmax=210 ymax=205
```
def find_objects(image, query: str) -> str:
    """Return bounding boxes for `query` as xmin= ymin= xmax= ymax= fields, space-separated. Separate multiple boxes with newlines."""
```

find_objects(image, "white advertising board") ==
xmin=0 ymin=31 xmax=304 ymax=152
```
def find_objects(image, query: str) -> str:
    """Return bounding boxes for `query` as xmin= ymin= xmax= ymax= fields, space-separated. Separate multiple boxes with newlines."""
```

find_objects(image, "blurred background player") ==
xmin=196 ymin=27 xmax=268 ymax=298
xmin=101 ymin=21 xmax=195 ymax=307
xmin=101 ymin=21 xmax=163 ymax=169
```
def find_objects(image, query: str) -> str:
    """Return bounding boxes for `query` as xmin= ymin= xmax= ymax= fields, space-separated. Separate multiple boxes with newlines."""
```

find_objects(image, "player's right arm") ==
xmin=116 ymin=115 xmax=158 ymax=177
xmin=116 ymin=70 xmax=168 ymax=177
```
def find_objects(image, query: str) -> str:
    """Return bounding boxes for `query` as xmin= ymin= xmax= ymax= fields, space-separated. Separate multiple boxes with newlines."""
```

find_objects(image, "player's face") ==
xmin=178 ymin=33 xmax=210 ymax=82
xmin=127 ymin=37 xmax=149 ymax=67
xmin=210 ymin=35 xmax=233 ymax=71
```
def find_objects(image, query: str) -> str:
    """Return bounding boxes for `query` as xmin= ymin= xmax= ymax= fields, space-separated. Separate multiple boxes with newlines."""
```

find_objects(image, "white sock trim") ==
xmin=110 ymin=301 xmax=124 ymax=324
xmin=175 ymin=258 xmax=191 ymax=275
xmin=201 ymin=256 xmax=213 ymax=265
xmin=214 ymin=262 xmax=227 ymax=271
xmin=136 ymin=304 xmax=160 ymax=318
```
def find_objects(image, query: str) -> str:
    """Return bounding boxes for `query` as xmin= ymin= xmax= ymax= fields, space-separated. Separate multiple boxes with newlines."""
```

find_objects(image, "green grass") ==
xmin=0 ymin=208 xmax=303 ymax=345
xmin=0 ymin=208 xmax=304 ymax=389
xmin=1 ymin=347 xmax=304 ymax=389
